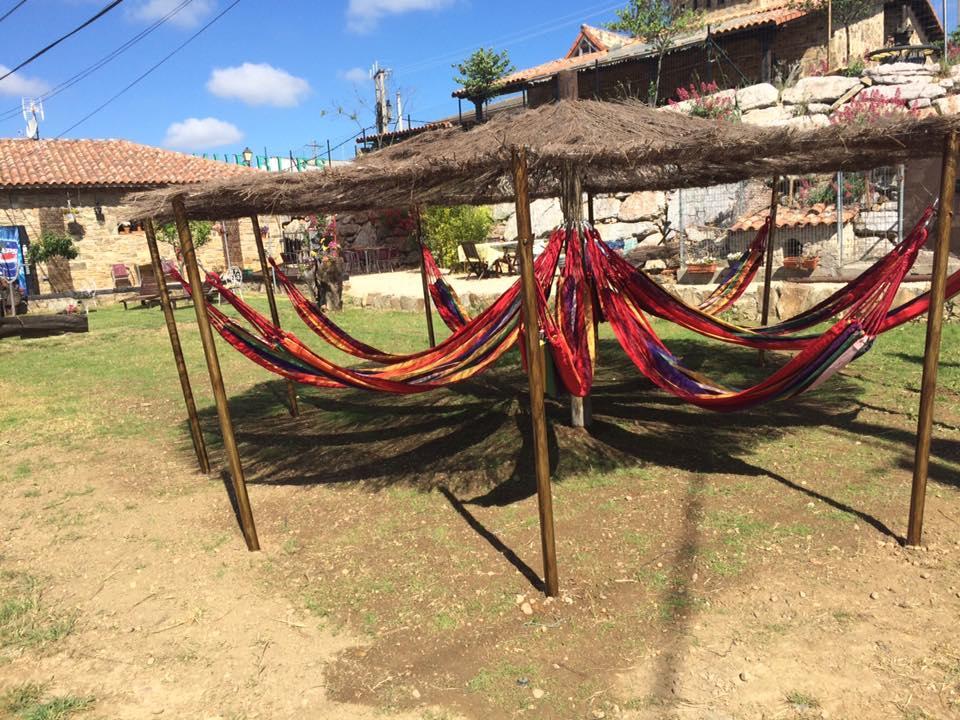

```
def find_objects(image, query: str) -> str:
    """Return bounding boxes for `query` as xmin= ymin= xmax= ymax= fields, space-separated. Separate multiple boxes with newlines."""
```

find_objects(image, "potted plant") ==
xmin=686 ymin=256 xmax=717 ymax=274
xmin=801 ymin=255 xmax=820 ymax=270
xmin=782 ymin=255 xmax=804 ymax=269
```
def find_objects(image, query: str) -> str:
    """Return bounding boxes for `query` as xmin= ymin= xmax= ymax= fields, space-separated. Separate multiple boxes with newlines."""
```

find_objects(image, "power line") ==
xmin=0 ymin=0 xmax=125 ymax=83
xmin=0 ymin=0 xmax=28 ymax=25
xmin=391 ymin=0 xmax=624 ymax=76
xmin=57 ymin=0 xmax=242 ymax=138
xmin=0 ymin=0 xmax=195 ymax=122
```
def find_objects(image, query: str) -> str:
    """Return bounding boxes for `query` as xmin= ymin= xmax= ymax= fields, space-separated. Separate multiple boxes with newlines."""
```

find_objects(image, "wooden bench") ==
xmin=121 ymin=262 xmax=197 ymax=310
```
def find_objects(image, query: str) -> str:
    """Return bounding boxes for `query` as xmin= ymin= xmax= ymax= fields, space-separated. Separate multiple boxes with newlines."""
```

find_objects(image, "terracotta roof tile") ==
xmin=0 ymin=138 xmax=257 ymax=189
xmin=731 ymin=203 xmax=860 ymax=232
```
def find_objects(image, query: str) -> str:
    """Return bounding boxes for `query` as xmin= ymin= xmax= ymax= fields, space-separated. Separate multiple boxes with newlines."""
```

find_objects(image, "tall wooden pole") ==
xmin=415 ymin=206 xmax=437 ymax=348
xmin=759 ymin=175 xmax=781 ymax=365
xmin=560 ymin=161 xmax=592 ymax=428
xmin=144 ymin=219 xmax=210 ymax=475
xmin=173 ymin=198 xmax=260 ymax=552
xmin=907 ymin=130 xmax=959 ymax=546
xmin=512 ymin=146 xmax=559 ymax=597
xmin=250 ymin=215 xmax=299 ymax=417
xmin=587 ymin=192 xmax=595 ymax=226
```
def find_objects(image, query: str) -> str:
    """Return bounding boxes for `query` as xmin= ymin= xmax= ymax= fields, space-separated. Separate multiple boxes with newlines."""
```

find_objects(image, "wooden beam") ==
xmin=511 ymin=146 xmax=559 ymax=598
xmin=415 ymin=206 xmax=437 ymax=348
xmin=907 ymin=129 xmax=959 ymax=546
xmin=759 ymin=175 xmax=781 ymax=365
xmin=173 ymin=197 xmax=260 ymax=552
xmin=144 ymin=219 xmax=210 ymax=475
xmin=250 ymin=215 xmax=299 ymax=417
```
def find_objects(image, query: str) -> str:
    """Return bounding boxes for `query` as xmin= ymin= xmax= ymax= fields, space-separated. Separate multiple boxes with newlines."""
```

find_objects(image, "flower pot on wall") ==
xmin=686 ymin=262 xmax=717 ymax=274
xmin=801 ymin=256 xmax=820 ymax=271
xmin=782 ymin=256 xmax=803 ymax=269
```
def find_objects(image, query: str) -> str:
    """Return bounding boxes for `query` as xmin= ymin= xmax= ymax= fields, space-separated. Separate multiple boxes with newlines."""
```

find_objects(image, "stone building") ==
xmin=0 ymin=138 xmax=269 ymax=298
xmin=453 ymin=1 xmax=943 ymax=108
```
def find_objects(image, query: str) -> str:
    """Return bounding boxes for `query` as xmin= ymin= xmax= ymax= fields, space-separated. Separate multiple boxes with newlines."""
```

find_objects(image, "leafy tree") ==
xmin=25 ymin=232 xmax=78 ymax=266
xmin=422 ymin=206 xmax=494 ymax=267
xmin=156 ymin=220 xmax=214 ymax=252
xmin=453 ymin=48 xmax=514 ymax=122
xmin=797 ymin=0 xmax=875 ymax=64
xmin=607 ymin=0 xmax=702 ymax=106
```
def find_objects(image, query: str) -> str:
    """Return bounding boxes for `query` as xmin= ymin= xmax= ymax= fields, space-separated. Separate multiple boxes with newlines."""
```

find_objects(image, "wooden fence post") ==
xmin=415 ymin=206 xmax=437 ymax=348
xmin=512 ymin=146 xmax=560 ymax=597
xmin=173 ymin=198 xmax=260 ymax=551
xmin=250 ymin=215 xmax=299 ymax=417
xmin=907 ymin=129 xmax=959 ymax=546
xmin=144 ymin=219 xmax=210 ymax=475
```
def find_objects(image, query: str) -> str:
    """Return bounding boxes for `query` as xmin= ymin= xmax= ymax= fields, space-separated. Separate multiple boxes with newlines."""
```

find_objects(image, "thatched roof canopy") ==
xmin=126 ymin=99 xmax=960 ymax=221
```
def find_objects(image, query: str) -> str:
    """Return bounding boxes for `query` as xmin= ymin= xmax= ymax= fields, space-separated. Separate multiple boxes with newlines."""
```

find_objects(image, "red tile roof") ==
xmin=731 ymin=203 xmax=860 ymax=232
xmin=0 ymin=138 xmax=257 ymax=189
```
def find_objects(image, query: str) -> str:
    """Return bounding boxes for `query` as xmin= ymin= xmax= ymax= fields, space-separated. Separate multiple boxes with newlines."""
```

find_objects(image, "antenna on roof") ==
xmin=21 ymin=98 xmax=44 ymax=140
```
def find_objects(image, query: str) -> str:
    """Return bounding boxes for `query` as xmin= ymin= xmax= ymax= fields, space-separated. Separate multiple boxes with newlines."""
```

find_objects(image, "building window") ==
xmin=575 ymin=38 xmax=598 ymax=56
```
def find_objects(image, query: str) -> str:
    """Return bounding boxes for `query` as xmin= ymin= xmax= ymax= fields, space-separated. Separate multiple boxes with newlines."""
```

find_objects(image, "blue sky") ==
xmin=0 ymin=0 xmax=956 ymax=162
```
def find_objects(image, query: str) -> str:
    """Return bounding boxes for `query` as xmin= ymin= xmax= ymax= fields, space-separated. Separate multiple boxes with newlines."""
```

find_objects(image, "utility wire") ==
xmin=0 ymin=0 xmax=28 ymax=25
xmin=0 ymin=0 xmax=125 ymax=83
xmin=57 ymin=0 xmax=241 ymax=137
xmin=0 ymin=0 xmax=195 ymax=122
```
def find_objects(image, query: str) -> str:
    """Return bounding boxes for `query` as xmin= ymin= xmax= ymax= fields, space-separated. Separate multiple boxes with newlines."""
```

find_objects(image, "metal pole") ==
xmin=511 ymin=146 xmax=559 ymax=598
xmin=172 ymin=197 xmax=260 ymax=551
xmin=250 ymin=215 xmax=299 ymax=417
xmin=415 ymin=207 xmax=437 ymax=348
xmin=898 ymin=164 xmax=906 ymax=243
xmin=326 ymin=139 xmax=332 ymax=168
xmin=759 ymin=175 xmax=781 ymax=365
xmin=907 ymin=129 xmax=959 ymax=546
xmin=827 ymin=0 xmax=833 ymax=70
xmin=837 ymin=171 xmax=844 ymax=263
xmin=144 ymin=220 xmax=210 ymax=475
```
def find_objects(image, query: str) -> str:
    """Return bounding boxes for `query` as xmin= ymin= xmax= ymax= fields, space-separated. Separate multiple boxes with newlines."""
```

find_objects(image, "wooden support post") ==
xmin=512 ymin=146 xmax=560 ymax=598
xmin=587 ymin=192 xmax=595 ymax=227
xmin=561 ymin=161 xmax=592 ymax=428
xmin=144 ymin=219 xmax=210 ymax=475
xmin=759 ymin=175 xmax=781 ymax=365
xmin=907 ymin=130 xmax=959 ymax=546
xmin=173 ymin=198 xmax=260 ymax=552
xmin=250 ymin=215 xmax=299 ymax=417
xmin=415 ymin=206 xmax=437 ymax=348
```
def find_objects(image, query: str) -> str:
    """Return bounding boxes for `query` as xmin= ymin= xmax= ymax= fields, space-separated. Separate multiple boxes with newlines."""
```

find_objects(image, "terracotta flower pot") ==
xmin=782 ymin=256 xmax=803 ymax=269
xmin=801 ymin=256 xmax=820 ymax=270
xmin=686 ymin=262 xmax=717 ymax=274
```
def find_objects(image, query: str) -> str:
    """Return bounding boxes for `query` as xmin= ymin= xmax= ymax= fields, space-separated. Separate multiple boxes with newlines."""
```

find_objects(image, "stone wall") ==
xmin=1 ymin=188 xmax=275 ymax=296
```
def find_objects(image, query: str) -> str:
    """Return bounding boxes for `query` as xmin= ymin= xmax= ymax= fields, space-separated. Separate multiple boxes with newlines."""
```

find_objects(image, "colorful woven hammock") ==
xmin=697 ymin=218 xmax=771 ymax=315
xmin=173 ymin=231 xmax=565 ymax=393
xmin=584 ymin=219 xmax=921 ymax=411
xmin=420 ymin=242 xmax=471 ymax=330
xmin=182 ymin=216 xmax=949 ymax=411
xmin=596 ymin=207 xmax=948 ymax=351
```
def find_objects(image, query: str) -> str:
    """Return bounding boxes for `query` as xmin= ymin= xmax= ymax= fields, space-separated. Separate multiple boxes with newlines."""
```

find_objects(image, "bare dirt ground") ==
xmin=1 ymin=303 xmax=959 ymax=720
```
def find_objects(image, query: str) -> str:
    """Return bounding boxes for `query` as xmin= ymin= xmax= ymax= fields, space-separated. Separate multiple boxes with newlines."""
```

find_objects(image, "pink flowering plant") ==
xmin=669 ymin=81 xmax=739 ymax=121
xmin=830 ymin=87 xmax=919 ymax=126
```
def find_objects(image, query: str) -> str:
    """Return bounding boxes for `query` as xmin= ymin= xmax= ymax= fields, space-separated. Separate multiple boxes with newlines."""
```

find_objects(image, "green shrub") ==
xmin=25 ymin=233 xmax=79 ymax=266
xmin=422 ymin=206 xmax=494 ymax=267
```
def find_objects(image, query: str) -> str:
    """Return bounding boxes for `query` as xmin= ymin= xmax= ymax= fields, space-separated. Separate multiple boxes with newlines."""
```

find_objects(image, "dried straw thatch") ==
xmin=126 ymin=99 xmax=960 ymax=221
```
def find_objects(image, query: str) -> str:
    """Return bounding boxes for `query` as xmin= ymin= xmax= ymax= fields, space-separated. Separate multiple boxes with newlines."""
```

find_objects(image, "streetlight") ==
xmin=242 ymin=147 xmax=253 ymax=166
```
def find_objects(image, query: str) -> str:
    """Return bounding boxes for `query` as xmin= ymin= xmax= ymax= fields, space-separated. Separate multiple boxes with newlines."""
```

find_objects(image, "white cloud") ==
xmin=347 ymin=0 xmax=454 ymax=33
xmin=206 ymin=63 xmax=310 ymax=107
xmin=163 ymin=117 xmax=242 ymax=150
xmin=131 ymin=0 xmax=216 ymax=28
xmin=339 ymin=67 xmax=369 ymax=84
xmin=0 ymin=65 xmax=49 ymax=96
